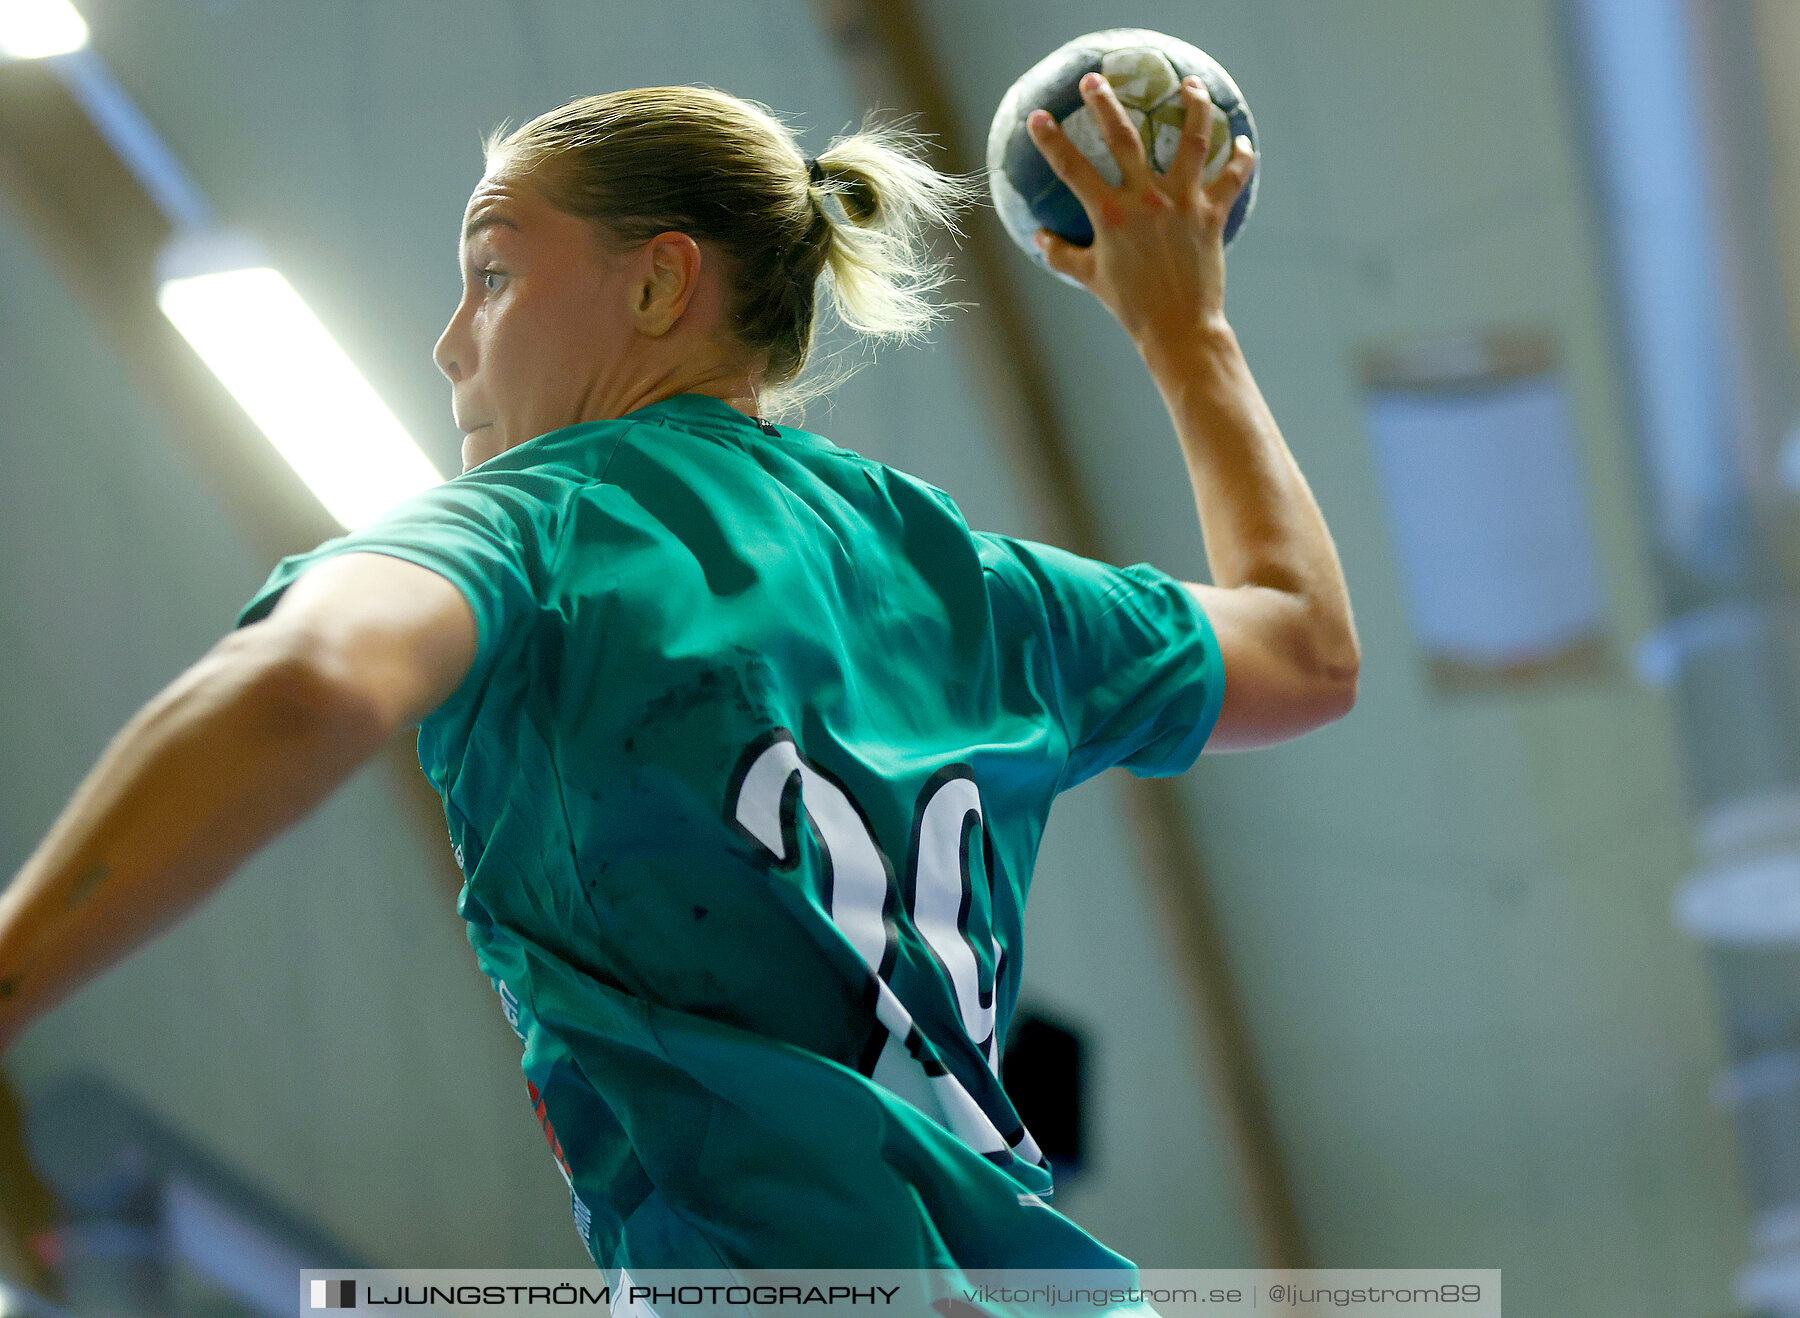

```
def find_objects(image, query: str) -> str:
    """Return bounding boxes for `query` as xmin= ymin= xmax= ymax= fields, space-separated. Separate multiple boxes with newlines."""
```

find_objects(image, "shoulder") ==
xmin=412 ymin=417 xmax=656 ymax=558
xmin=968 ymin=531 xmax=1072 ymax=608
xmin=463 ymin=416 xmax=643 ymax=499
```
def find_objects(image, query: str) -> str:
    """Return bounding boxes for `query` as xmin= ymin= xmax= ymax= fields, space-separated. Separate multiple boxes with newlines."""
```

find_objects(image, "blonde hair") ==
xmin=480 ymin=87 xmax=979 ymax=417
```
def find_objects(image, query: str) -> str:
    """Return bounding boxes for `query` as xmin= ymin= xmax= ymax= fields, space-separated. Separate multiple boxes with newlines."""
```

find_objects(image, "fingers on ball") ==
xmin=1225 ymin=135 xmax=1257 ymax=183
xmin=1209 ymin=136 xmax=1257 ymax=206
xmin=1082 ymin=73 xmax=1151 ymax=178
xmin=1181 ymin=77 xmax=1215 ymax=139
xmin=1169 ymin=77 xmax=1217 ymax=191
xmin=1035 ymin=229 xmax=1096 ymax=283
xmin=1029 ymin=110 xmax=1109 ymax=198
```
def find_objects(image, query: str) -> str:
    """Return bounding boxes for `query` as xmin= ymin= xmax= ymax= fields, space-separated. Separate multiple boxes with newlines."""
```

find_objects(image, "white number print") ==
xmin=728 ymin=731 xmax=1046 ymax=1172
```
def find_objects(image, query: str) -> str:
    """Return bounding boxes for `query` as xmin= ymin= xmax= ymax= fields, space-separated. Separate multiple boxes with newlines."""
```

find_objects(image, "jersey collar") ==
xmin=626 ymin=392 xmax=825 ymax=448
xmin=625 ymin=391 xmax=762 ymax=430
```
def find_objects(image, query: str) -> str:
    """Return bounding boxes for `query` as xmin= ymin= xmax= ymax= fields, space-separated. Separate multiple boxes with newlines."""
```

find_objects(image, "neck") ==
xmin=584 ymin=350 xmax=764 ymax=424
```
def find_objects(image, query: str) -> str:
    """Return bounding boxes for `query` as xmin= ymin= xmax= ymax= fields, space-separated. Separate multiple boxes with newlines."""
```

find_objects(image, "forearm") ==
xmin=0 ymin=632 xmax=387 ymax=1050
xmin=1142 ymin=320 xmax=1359 ymax=677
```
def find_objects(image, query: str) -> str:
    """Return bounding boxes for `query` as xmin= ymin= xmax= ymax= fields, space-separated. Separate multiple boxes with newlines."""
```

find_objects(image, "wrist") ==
xmin=1135 ymin=314 xmax=1240 ymax=380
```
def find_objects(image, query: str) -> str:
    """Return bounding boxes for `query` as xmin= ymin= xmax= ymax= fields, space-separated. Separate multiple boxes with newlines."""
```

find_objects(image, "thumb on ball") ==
xmin=1035 ymin=230 xmax=1095 ymax=285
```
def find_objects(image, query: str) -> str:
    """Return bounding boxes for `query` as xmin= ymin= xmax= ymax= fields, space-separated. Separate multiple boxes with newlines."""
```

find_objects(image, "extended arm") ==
xmin=1029 ymin=73 xmax=1360 ymax=751
xmin=1152 ymin=323 xmax=1359 ymax=749
xmin=0 ymin=552 xmax=476 ymax=1052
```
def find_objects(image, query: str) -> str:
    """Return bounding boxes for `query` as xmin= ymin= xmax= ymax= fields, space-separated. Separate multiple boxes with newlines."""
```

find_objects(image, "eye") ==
xmin=479 ymin=268 xmax=504 ymax=293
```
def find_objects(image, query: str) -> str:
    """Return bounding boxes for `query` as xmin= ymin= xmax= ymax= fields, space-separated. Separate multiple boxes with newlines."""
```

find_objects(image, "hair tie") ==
xmin=805 ymin=156 xmax=825 ymax=187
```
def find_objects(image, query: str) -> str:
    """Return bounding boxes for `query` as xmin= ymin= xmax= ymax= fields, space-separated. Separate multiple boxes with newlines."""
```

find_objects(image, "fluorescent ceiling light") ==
xmin=0 ymin=0 xmax=89 ymax=59
xmin=157 ymin=231 xmax=444 ymax=529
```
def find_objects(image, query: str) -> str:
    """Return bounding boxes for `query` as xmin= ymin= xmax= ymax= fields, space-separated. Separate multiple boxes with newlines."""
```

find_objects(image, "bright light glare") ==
xmin=158 ymin=267 xmax=443 ymax=528
xmin=0 ymin=0 xmax=90 ymax=58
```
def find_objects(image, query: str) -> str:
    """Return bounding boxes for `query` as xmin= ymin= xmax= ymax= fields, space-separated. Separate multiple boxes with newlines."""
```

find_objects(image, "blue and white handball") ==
xmin=987 ymin=28 xmax=1259 ymax=286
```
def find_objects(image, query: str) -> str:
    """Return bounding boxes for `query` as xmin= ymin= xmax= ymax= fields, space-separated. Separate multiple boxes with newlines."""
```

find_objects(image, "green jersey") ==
xmin=236 ymin=392 xmax=1224 ymax=1280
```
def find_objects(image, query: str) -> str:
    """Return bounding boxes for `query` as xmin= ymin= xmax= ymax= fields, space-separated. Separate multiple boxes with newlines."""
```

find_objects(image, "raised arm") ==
xmin=0 ymin=552 xmax=475 ymax=1053
xmin=1028 ymin=72 xmax=1360 ymax=752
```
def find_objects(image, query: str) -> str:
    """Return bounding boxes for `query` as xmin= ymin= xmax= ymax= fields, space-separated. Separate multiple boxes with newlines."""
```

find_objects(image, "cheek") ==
xmin=493 ymin=288 xmax=582 ymax=362
xmin=576 ymin=266 xmax=638 ymax=338
xmin=472 ymin=298 xmax=545 ymax=388
xmin=482 ymin=273 xmax=626 ymax=391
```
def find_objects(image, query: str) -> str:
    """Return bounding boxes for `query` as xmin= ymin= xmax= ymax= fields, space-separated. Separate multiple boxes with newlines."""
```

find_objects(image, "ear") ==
xmin=633 ymin=231 xmax=704 ymax=337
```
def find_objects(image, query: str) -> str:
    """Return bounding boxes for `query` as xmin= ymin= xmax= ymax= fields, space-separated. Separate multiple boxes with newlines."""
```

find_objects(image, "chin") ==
xmin=461 ymin=428 xmax=499 ymax=471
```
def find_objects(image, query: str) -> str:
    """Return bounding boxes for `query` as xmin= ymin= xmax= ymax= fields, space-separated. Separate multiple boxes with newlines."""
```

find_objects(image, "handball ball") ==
xmin=987 ymin=28 xmax=1259 ymax=286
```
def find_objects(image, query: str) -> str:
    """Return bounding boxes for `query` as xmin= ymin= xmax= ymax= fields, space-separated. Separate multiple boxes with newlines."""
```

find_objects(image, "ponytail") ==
xmin=805 ymin=118 xmax=981 ymax=345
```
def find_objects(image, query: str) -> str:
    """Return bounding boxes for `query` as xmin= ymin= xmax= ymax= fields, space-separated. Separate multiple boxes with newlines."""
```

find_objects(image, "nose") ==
xmin=433 ymin=307 xmax=467 ymax=383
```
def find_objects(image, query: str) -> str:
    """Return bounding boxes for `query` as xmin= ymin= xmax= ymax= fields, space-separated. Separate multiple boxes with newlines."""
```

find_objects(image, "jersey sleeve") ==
xmin=234 ymin=468 xmax=565 ymax=720
xmin=975 ymin=532 xmax=1226 ymax=789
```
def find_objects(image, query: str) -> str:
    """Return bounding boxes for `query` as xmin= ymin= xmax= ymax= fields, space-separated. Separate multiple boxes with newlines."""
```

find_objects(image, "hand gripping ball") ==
xmin=987 ymin=28 xmax=1259 ymax=285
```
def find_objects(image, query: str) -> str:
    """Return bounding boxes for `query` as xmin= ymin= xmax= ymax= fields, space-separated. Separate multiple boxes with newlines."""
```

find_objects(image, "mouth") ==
xmin=460 ymin=422 xmax=493 ymax=435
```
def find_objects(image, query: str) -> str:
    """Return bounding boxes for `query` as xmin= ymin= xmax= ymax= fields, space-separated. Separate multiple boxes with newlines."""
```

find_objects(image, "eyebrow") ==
xmin=462 ymin=213 xmax=520 ymax=242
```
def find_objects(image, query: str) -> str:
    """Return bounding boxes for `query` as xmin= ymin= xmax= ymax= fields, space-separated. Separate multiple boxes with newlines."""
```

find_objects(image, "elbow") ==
xmin=1302 ymin=628 xmax=1361 ymax=727
xmin=1317 ymin=663 xmax=1359 ymax=725
xmin=1291 ymin=655 xmax=1357 ymax=733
